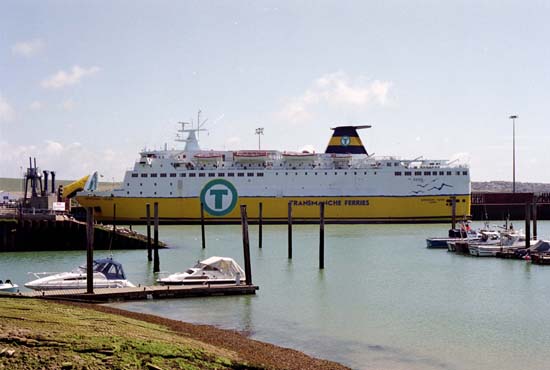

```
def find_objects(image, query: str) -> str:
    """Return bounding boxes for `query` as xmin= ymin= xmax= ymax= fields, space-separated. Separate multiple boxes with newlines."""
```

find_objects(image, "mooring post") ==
xmin=86 ymin=207 xmax=94 ymax=294
xmin=111 ymin=203 xmax=117 ymax=248
xmin=200 ymin=202 xmax=206 ymax=249
xmin=451 ymin=196 xmax=457 ymax=229
xmin=319 ymin=202 xmax=325 ymax=269
xmin=288 ymin=201 xmax=293 ymax=259
xmin=153 ymin=202 xmax=160 ymax=273
xmin=525 ymin=202 xmax=531 ymax=249
xmin=532 ymin=200 xmax=538 ymax=240
xmin=240 ymin=205 xmax=252 ymax=285
xmin=258 ymin=202 xmax=263 ymax=249
xmin=146 ymin=203 xmax=152 ymax=261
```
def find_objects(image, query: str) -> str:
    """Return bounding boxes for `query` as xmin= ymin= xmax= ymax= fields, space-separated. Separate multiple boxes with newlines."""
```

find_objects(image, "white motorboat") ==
xmin=24 ymin=258 xmax=135 ymax=291
xmin=157 ymin=256 xmax=245 ymax=285
xmin=469 ymin=231 xmax=533 ymax=257
xmin=0 ymin=279 xmax=19 ymax=294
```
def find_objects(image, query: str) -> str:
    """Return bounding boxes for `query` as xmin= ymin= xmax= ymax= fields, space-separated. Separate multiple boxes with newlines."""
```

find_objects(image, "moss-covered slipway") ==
xmin=0 ymin=298 xmax=349 ymax=370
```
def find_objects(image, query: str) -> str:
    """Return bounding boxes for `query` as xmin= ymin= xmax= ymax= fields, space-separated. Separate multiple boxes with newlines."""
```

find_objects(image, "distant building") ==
xmin=0 ymin=191 xmax=18 ymax=205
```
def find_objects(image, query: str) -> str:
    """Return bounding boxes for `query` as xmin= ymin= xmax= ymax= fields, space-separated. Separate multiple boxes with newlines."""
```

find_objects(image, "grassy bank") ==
xmin=0 ymin=298 xmax=349 ymax=370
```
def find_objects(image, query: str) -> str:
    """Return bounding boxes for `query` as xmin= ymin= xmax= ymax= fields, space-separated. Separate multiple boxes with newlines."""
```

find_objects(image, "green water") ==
xmin=2 ymin=222 xmax=550 ymax=370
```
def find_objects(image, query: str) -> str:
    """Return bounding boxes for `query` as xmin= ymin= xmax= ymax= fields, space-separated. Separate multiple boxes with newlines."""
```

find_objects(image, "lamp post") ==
xmin=255 ymin=127 xmax=264 ymax=150
xmin=509 ymin=115 xmax=518 ymax=193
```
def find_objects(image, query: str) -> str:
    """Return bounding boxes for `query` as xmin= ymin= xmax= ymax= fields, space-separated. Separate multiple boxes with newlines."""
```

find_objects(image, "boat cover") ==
xmin=196 ymin=256 xmax=245 ymax=276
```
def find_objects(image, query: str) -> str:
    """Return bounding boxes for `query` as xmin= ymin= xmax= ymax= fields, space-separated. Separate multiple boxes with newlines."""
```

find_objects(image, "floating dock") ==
xmin=11 ymin=284 xmax=258 ymax=303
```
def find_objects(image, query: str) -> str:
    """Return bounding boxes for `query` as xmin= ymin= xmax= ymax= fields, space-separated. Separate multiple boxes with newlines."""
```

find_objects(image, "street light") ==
xmin=509 ymin=115 xmax=518 ymax=193
xmin=255 ymin=128 xmax=264 ymax=150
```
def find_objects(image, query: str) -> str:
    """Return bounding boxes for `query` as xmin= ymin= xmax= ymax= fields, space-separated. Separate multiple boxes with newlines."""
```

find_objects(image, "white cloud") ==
xmin=12 ymin=39 xmax=44 ymax=57
xmin=0 ymin=95 xmax=16 ymax=122
xmin=41 ymin=65 xmax=101 ymax=89
xmin=0 ymin=140 xmax=132 ymax=181
xmin=29 ymin=101 xmax=43 ymax=111
xmin=278 ymin=72 xmax=392 ymax=123
xmin=60 ymin=99 xmax=75 ymax=111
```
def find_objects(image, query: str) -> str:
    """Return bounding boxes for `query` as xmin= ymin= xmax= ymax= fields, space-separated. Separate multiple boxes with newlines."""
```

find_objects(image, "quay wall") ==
xmin=0 ymin=215 xmax=163 ymax=252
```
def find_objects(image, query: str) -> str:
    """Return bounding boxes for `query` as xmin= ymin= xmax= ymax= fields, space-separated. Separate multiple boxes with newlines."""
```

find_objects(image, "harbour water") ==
xmin=2 ymin=221 xmax=550 ymax=370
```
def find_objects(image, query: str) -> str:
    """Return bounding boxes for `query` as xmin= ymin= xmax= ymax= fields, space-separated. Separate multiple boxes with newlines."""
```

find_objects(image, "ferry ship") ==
xmin=75 ymin=123 xmax=470 ymax=223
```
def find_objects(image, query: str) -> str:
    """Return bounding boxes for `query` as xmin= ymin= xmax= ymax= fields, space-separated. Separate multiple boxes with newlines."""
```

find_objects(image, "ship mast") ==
xmin=175 ymin=110 xmax=209 ymax=151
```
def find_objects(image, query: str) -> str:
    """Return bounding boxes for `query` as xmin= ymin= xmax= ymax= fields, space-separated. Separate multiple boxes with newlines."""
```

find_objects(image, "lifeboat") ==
xmin=194 ymin=152 xmax=224 ymax=163
xmin=282 ymin=151 xmax=316 ymax=161
xmin=233 ymin=150 xmax=269 ymax=162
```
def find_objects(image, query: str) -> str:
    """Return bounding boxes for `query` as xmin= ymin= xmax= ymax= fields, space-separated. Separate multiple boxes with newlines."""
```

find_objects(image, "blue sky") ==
xmin=1 ymin=1 xmax=550 ymax=182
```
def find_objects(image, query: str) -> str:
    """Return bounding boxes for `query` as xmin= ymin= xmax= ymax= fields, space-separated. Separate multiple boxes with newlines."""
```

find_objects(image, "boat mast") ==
xmin=175 ymin=111 xmax=208 ymax=152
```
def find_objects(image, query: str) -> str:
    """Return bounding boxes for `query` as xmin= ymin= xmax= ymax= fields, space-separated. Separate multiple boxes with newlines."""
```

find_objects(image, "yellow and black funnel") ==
xmin=325 ymin=125 xmax=371 ymax=155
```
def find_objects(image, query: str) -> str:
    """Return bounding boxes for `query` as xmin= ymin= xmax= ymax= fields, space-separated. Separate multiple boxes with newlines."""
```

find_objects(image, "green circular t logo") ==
xmin=341 ymin=136 xmax=351 ymax=146
xmin=200 ymin=179 xmax=238 ymax=216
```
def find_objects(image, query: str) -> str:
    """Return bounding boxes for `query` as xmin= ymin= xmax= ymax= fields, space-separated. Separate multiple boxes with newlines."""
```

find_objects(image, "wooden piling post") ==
xmin=258 ymin=202 xmax=263 ymax=249
xmin=146 ymin=203 xmax=152 ymax=261
xmin=532 ymin=200 xmax=538 ymax=240
xmin=200 ymin=202 xmax=206 ymax=249
xmin=525 ymin=202 xmax=531 ymax=249
xmin=153 ymin=202 xmax=160 ymax=273
xmin=111 ymin=203 xmax=117 ymax=248
xmin=451 ymin=196 xmax=457 ymax=229
xmin=288 ymin=201 xmax=293 ymax=259
xmin=86 ymin=207 xmax=94 ymax=294
xmin=240 ymin=205 xmax=252 ymax=285
xmin=319 ymin=202 xmax=325 ymax=269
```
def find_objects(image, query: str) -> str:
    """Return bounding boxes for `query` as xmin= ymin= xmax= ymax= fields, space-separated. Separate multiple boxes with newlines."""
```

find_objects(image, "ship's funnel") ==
xmin=325 ymin=125 xmax=371 ymax=155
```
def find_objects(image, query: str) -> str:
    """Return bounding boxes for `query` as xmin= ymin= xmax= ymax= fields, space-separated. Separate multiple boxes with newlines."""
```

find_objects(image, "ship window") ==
xmin=354 ymin=172 xmax=357 ymax=175
xmin=415 ymin=171 xmax=421 ymax=176
xmin=315 ymin=172 xmax=318 ymax=175
xmin=140 ymin=191 xmax=142 ymax=195
xmin=325 ymin=172 xmax=328 ymax=175
xmin=154 ymin=192 xmax=157 ymax=195
xmin=424 ymin=172 xmax=431 ymax=176
xmin=364 ymin=172 xmax=367 ymax=175
xmin=247 ymin=173 xmax=254 ymax=177
xmin=189 ymin=173 xmax=196 ymax=177
xmin=335 ymin=172 xmax=337 ymax=175
xmin=276 ymin=172 xmax=279 ymax=176
xmin=180 ymin=173 xmax=186 ymax=177
xmin=160 ymin=173 xmax=167 ymax=177
xmin=395 ymin=162 xmax=399 ymax=166
xmin=439 ymin=171 xmax=444 ymax=176
xmin=150 ymin=173 xmax=157 ymax=177
xmin=344 ymin=172 xmax=347 ymax=175
xmin=395 ymin=172 xmax=402 ymax=176
xmin=170 ymin=192 xmax=172 ymax=195
xmin=131 ymin=173 xmax=138 ymax=178
xmin=463 ymin=171 xmax=468 ymax=175
xmin=447 ymin=171 xmax=452 ymax=176
xmin=386 ymin=163 xmax=391 ymax=167
xmin=208 ymin=173 xmax=215 ymax=177
xmin=154 ymin=183 xmax=157 ymax=186
xmin=126 ymin=183 xmax=129 ymax=186
xmin=432 ymin=172 xmax=438 ymax=176
xmin=141 ymin=174 xmax=148 ymax=178
xmin=285 ymin=172 xmax=288 ymax=175
xmin=127 ymin=191 xmax=129 ymax=195
xmin=404 ymin=171 xmax=412 ymax=176
xmin=199 ymin=173 xmax=205 ymax=177
xmin=257 ymin=173 xmax=264 ymax=177
xmin=456 ymin=171 xmax=460 ymax=175
xmin=218 ymin=173 xmax=225 ymax=177
xmin=295 ymin=172 xmax=298 ymax=175
xmin=170 ymin=173 xmax=176 ymax=177
xmin=140 ymin=183 xmax=142 ymax=186
xmin=305 ymin=172 xmax=308 ymax=175
xmin=238 ymin=173 xmax=244 ymax=177
xmin=228 ymin=172 xmax=234 ymax=177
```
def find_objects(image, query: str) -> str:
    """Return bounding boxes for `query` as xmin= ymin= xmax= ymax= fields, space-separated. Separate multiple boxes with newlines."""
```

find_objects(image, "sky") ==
xmin=1 ymin=1 xmax=550 ymax=182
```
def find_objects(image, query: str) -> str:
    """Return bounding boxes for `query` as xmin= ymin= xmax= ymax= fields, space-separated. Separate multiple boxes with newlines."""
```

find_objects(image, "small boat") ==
xmin=233 ymin=150 xmax=269 ymax=162
xmin=25 ymin=258 xmax=135 ymax=291
xmin=427 ymin=225 xmax=479 ymax=249
xmin=194 ymin=152 xmax=224 ymax=162
xmin=0 ymin=279 xmax=19 ymax=294
xmin=157 ymin=256 xmax=245 ymax=285
xmin=282 ymin=151 xmax=316 ymax=161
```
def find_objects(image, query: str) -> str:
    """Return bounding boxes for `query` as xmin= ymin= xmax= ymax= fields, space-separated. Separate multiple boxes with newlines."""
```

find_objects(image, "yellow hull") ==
xmin=76 ymin=195 xmax=471 ymax=224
